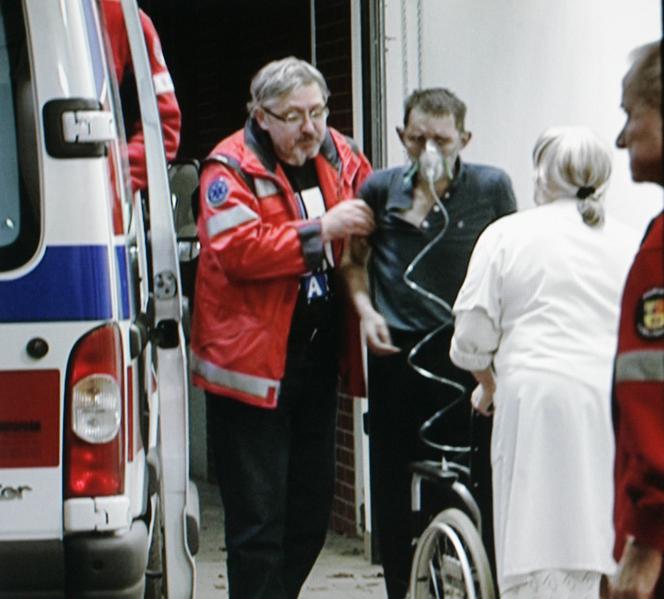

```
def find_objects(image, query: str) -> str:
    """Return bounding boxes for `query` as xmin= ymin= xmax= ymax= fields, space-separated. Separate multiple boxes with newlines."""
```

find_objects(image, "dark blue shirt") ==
xmin=360 ymin=161 xmax=517 ymax=333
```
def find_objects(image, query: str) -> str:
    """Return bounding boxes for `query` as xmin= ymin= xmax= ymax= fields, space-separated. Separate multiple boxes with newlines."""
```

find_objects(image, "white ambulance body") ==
xmin=0 ymin=1 xmax=197 ymax=597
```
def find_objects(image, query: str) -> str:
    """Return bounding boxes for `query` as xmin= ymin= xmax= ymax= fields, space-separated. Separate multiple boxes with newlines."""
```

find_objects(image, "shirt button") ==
xmin=421 ymin=220 xmax=430 ymax=229
xmin=457 ymin=220 xmax=465 ymax=228
xmin=432 ymin=204 xmax=441 ymax=213
xmin=444 ymin=192 xmax=451 ymax=199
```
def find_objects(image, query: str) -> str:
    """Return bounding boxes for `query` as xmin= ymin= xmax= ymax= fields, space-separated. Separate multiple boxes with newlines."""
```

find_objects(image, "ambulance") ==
xmin=0 ymin=0 xmax=197 ymax=597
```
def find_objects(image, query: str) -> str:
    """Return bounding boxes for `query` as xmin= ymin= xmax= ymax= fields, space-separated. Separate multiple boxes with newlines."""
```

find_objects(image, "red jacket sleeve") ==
xmin=126 ymin=10 xmax=181 ymax=192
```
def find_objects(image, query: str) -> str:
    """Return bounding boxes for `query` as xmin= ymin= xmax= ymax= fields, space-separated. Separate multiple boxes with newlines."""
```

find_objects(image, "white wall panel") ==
xmin=384 ymin=0 xmax=662 ymax=230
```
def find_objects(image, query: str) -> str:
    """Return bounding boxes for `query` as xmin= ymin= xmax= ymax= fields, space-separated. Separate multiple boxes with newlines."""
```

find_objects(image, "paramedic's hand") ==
xmin=321 ymin=199 xmax=374 ymax=242
xmin=609 ymin=539 xmax=662 ymax=599
xmin=470 ymin=384 xmax=494 ymax=416
xmin=362 ymin=311 xmax=400 ymax=356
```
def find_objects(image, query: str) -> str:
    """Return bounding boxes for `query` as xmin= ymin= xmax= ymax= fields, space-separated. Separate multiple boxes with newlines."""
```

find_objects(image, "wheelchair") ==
xmin=408 ymin=401 xmax=496 ymax=599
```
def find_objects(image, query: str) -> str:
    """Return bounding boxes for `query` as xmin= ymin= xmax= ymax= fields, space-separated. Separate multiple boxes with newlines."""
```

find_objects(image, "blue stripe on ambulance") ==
xmin=115 ymin=245 xmax=131 ymax=320
xmin=0 ymin=245 xmax=113 ymax=322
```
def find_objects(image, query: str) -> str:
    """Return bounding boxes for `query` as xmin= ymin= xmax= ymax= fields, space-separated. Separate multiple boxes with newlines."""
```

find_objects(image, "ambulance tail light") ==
xmin=65 ymin=324 xmax=125 ymax=498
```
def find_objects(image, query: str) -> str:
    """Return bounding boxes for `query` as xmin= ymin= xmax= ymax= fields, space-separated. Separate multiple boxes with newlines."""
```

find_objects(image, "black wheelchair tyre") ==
xmin=409 ymin=508 xmax=495 ymax=599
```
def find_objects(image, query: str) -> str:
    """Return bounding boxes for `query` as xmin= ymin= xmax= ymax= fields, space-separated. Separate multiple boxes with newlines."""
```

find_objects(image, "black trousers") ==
xmin=368 ymin=328 xmax=492 ymax=599
xmin=207 ymin=336 xmax=338 ymax=599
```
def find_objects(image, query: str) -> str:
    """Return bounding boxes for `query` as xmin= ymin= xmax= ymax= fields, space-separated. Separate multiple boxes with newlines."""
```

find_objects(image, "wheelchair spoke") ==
xmin=429 ymin=558 xmax=443 ymax=598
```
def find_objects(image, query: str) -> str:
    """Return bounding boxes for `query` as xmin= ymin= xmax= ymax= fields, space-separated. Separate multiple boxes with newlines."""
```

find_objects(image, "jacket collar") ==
xmin=244 ymin=118 xmax=278 ymax=173
xmin=243 ymin=117 xmax=344 ymax=176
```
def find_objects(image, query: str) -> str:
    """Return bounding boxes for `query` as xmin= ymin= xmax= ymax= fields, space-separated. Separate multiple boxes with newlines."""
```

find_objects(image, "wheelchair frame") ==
xmin=408 ymin=407 xmax=496 ymax=599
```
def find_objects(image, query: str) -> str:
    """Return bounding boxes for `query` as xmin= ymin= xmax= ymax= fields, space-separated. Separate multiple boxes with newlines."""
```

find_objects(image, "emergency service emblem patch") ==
xmin=636 ymin=287 xmax=664 ymax=339
xmin=207 ymin=177 xmax=229 ymax=207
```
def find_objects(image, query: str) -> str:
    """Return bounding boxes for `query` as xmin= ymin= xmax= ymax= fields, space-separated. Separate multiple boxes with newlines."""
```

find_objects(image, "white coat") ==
xmin=450 ymin=199 xmax=639 ymax=593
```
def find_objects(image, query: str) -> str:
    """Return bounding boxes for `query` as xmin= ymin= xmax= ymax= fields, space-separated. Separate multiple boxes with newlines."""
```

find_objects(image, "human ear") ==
xmin=255 ymin=109 xmax=270 ymax=131
xmin=396 ymin=126 xmax=406 ymax=146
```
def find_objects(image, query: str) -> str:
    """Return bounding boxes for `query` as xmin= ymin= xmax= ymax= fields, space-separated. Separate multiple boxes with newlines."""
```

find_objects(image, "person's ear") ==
xmin=461 ymin=130 xmax=472 ymax=148
xmin=255 ymin=108 xmax=270 ymax=131
xmin=396 ymin=126 xmax=406 ymax=146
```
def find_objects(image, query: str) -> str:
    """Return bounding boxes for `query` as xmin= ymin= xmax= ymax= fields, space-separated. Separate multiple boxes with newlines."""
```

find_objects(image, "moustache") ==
xmin=297 ymin=133 xmax=320 ymax=144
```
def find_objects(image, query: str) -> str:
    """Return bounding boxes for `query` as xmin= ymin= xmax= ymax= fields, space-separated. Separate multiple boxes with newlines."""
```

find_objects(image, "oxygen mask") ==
xmin=418 ymin=141 xmax=452 ymax=186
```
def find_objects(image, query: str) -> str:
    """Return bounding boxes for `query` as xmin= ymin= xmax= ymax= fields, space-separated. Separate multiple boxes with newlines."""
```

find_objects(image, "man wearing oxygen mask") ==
xmin=342 ymin=87 xmax=516 ymax=598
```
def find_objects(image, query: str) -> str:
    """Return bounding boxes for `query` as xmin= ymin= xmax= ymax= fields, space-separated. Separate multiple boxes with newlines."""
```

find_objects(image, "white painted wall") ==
xmin=383 ymin=0 xmax=662 ymax=231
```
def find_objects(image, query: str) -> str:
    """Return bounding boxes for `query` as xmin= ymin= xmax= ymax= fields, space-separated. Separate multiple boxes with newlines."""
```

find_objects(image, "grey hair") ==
xmin=532 ymin=126 xmax=612 ymax=227
xmin=247 ymin=57 xmax=330 ymax=116
xmin=623 ymin=40 xmax=661 ymax=109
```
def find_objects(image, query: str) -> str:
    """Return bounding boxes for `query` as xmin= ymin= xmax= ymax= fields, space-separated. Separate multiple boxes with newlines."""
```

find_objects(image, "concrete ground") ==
xmin=195 ymin=479 xmax=386 ymax=598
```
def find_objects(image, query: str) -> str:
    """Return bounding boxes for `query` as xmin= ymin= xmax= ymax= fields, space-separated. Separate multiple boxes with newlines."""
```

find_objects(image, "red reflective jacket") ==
xmin=614 ymin=212 xmax=664 ymax=559
xmin=101 ymin=0 xmax=181 ymax=192
xmin=190 ymin=120 xmax=372 ymax=408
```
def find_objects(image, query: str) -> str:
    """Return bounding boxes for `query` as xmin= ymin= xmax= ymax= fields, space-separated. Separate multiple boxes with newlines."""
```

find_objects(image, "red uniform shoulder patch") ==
xmin=637 ymin=287 xmax=664 ymax=339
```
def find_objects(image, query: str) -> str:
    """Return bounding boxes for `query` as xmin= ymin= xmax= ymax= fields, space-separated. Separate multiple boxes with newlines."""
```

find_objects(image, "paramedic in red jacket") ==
xmin=190 ymin=57 xmax=373 ymax=599
xmin=101 ymin=0 xmax=181 ymax=192
xmin=610 ymin=40 xmax=664 ymax=599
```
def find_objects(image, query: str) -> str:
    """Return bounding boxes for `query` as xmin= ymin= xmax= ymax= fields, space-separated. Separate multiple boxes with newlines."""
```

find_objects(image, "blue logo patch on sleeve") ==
xmin=207 ymin=177 xmax=229 ymax=206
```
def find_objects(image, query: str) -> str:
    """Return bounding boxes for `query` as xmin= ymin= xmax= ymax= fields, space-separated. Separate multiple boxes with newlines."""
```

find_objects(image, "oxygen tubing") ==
xmin=402 ymin=164 xmax=469 ymax=456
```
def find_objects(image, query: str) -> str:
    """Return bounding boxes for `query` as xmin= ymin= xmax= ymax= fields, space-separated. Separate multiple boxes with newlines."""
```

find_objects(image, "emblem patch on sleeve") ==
xmin=636 ymin=287 xmax=664 ymax=339
xmin=206 ymin=177 xmax=229 ymax=207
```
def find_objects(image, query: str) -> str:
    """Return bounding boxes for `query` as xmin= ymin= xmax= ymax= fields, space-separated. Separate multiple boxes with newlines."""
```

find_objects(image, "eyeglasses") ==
xmin=262 ymin=105 xmax=330 ymax=127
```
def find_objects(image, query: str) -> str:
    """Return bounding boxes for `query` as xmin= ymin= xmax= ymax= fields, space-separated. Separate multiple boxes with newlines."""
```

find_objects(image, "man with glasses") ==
xmin=190 ymin=56 xmax=373 ymax=599
xmin=342 ymin=87 xmax=516 ymax=598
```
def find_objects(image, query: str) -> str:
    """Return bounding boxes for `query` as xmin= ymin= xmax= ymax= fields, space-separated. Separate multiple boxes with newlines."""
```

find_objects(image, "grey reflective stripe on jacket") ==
xmin=615 ymin=350 xmax=664 ymax=382
xmin=206 ymin=204 xmax=258 ymax=238
xmin=254 ymin=177 xmax=279 ymax=198
xmin=190 ymin=351 xmax=280 ymax=399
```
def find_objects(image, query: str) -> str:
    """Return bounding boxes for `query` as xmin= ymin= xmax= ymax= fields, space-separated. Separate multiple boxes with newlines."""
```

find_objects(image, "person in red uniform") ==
xmin=610 ymin=40 xmax=664 ymax=599
xmin=101 ymin=0 xmax=181 ymax=192
xmin=190 ymin=57 xmax=373 ymax=599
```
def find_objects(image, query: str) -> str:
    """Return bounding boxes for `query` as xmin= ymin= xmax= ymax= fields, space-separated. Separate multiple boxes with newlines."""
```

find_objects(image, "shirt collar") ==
xmin=386 ymin=158 xmax=466 ymax=211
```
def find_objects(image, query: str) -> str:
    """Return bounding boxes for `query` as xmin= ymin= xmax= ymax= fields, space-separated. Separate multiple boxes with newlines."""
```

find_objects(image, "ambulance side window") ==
xmin=0 ymin=1 xmax=40 ymax=271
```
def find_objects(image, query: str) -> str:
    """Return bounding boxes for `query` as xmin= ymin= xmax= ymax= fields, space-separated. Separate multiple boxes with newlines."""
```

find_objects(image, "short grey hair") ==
xmin=247 ymin=57 xmax=330 ymax=116
xmin=533 ymin=126 xmax=612 ymax=227
xmin=623 ymin=40 xmax=662 ymax=109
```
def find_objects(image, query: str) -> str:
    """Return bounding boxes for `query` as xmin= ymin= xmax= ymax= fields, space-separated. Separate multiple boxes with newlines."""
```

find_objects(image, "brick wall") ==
xmin=331 ymin=397 xmax=357 ymax=534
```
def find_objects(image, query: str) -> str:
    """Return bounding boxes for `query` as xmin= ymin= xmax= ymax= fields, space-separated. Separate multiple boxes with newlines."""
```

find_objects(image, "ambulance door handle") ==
xmin=61 ymin=110 xmax=115 ymax=144
xmin=43 ymin=98 xmax=110 ymax=159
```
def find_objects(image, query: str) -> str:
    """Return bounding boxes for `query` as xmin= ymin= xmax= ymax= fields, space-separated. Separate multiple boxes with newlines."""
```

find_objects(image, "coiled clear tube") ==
xmin=403 ymin=149 xmax=468 ymax=454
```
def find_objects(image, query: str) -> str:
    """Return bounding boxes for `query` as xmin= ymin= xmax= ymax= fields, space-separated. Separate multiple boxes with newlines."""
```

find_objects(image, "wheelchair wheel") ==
xmin=409 ymin=508 xmax=495 ymax=599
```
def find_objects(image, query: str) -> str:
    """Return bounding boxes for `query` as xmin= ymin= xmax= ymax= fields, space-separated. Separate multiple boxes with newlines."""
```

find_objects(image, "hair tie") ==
xmin=576 ymin=186 xmax=596 ymax=200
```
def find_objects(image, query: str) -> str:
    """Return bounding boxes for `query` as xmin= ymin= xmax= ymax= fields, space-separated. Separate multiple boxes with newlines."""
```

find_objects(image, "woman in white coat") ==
xmin=450 ymin=126 xmax=640 ymax=599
